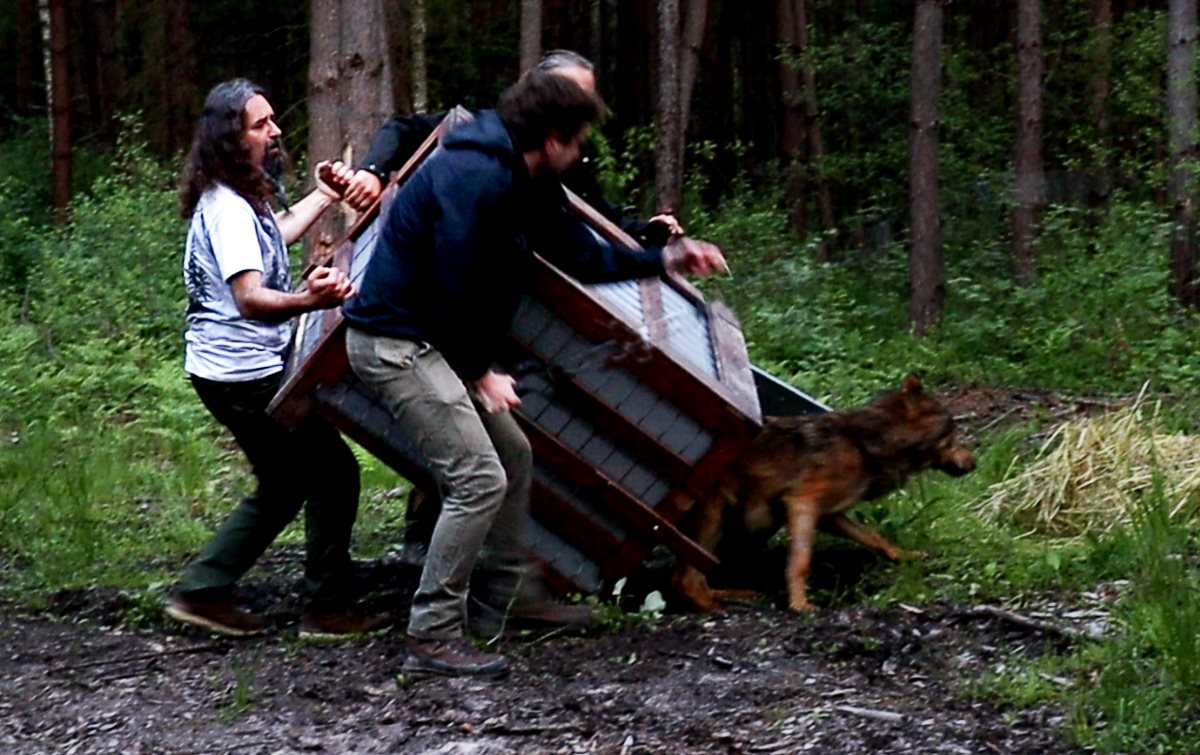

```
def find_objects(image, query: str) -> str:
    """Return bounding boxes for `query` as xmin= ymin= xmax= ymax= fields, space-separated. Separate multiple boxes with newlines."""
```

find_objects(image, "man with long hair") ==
xmin=168 ymin=78 xmax=387 ymax=639
xmin=343 ymin=70 xmax=724 ymax=677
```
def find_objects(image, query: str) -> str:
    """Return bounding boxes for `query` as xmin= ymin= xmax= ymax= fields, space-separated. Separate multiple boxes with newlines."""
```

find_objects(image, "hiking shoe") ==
xmin=401 ymin=636 xmax=510 ymax=677
xmin=298 ymin=609 xmax=393 ymax=639
xmin=468 ymin=596 xmax=594 ymax=637
xmin=165 ymin=594 xmax=266 ymax=637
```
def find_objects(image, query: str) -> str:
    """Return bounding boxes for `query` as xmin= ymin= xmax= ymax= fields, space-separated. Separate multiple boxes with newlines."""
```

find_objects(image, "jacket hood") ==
xmin=441 ymin=110 xmax=518 ymax=163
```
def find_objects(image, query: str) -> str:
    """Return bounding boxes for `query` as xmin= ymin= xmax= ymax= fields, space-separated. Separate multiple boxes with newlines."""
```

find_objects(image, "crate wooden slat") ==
xmin=268 ymin=109 xmax=775 ymax=595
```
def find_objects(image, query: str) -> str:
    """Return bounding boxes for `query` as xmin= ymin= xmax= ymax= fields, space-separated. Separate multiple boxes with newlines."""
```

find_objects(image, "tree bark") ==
xmin=909 ymin=0 xmax=944 ymax=336
xmin=411 ymin=0 xmax=428 ymax=112
xmin=16 ymin=0 xmax=39 ymax=115
xmin=521 ymin=0 xmax=543 ymax=73
xmin=307 ymin=0 xmax=395 ymax=258
xmin=1089 ymin=0 xmax=1113 ymax=210
xmin=1013 ymin=0 xmax=1044 ymax=286
xmin=45 ymin=0 xmax=72 ymax=217
xmin=777 ymin=0 xmax=807 ymax=236
xmin=678 ymin=0 xmax=707 ymax=134
xmin=656 ymin=0 xmax=683 ymax=213
xmin=160 ymin=0 xmax=196 ymax=155
xmin=796 ymin=0 xmax=833 ymax=260
xmin=1168 ymin=0 xmax=1199 ymax=307
xmin=616 ymin=0 xmax=655 ymax=135
xmin=383 ymin=0 xmax=413 ymax=114
xmin=82 ymin=0 xmax=121 ymax=140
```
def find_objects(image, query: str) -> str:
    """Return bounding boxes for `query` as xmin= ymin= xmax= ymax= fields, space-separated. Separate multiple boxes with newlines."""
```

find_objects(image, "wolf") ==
xmin=673 ymin=374 xmax=975 ymax=612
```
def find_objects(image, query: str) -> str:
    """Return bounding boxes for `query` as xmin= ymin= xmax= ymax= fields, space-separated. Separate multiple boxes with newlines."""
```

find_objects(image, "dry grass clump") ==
xmin=977 ymin=396 xmax=1200 ymax=538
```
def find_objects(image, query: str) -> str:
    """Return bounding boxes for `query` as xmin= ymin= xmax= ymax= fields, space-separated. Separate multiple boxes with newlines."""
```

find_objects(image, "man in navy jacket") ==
xmin=349 ymin=52 xmax=687 ymax=565
xmin=344 ymin=71 xmax=724 ymax=678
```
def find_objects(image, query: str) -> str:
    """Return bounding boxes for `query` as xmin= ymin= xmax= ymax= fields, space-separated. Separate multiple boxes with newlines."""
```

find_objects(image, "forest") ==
xmin=2 ymin=0 xmax=1200 ymax=753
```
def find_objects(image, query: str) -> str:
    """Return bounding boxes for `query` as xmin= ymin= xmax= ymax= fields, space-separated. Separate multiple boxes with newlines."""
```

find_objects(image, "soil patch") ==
xmin=0 ymin=383 xmax=1115 ymax=754
xmin=0 ymin=555 xmax=1093 ymax=754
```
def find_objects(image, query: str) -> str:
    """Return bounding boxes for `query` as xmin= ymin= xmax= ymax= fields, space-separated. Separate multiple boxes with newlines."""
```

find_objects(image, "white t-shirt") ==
xmin=182 ymin=183 xmax=293 ymax=381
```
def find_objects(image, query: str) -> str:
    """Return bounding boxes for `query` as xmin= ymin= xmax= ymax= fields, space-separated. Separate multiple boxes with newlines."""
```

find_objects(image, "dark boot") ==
xmin=165 ymin=593 xmax=267 ymax=637
xmin=401 ymin=636 xmax=510 ymax=677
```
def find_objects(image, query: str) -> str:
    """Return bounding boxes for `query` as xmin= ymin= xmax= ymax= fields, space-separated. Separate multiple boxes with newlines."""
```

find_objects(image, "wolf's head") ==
xmin=862 ymin=374 xmax=976 ymax=477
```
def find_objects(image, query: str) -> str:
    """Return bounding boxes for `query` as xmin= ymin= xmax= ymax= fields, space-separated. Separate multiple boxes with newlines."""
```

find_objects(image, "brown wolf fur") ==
xmin=673 ymin=374 xmax=975 ymax=612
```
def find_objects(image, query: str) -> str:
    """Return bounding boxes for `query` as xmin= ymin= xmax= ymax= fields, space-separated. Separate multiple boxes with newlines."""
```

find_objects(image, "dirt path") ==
xmin=1 ymin=579 xmax=1087 ymax=755
xmin=1 ymin=386 xmax=1110 ymax=754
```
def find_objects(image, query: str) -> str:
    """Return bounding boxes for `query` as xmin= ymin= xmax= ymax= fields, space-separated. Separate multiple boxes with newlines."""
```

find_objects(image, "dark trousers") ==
xmin=178 ymin=373 xmax=360 ymax=612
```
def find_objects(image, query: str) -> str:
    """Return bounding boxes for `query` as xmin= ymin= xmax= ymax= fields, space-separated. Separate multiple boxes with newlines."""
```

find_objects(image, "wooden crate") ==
xmin=269 ymin=110 xmax=819 ymax=594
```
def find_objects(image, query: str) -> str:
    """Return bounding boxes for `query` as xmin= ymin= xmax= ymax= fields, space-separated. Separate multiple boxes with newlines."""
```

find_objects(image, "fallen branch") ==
xmin=49 ymin=643 xmax=226 ymax=673
xmin=833 ymin=705 xmax=907 ymax=724
xmin=978 ymin=406 xmax=1021 ymax=434
xmin=961 ymin=605 xmax=1104 ymax=642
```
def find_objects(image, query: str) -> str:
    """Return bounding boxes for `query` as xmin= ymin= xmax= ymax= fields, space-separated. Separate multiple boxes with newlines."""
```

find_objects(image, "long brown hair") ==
xmin=178 ymin=79 xmax=275 ymax=219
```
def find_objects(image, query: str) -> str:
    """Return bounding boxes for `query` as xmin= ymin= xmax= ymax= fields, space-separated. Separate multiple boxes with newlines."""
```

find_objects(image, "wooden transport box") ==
xmin=269 ymin=109 xmax=822 ymax=595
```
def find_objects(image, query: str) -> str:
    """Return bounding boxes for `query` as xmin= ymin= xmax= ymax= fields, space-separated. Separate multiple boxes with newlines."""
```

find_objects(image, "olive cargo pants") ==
xmin=345 ymin=328 xmax=532 ymax=640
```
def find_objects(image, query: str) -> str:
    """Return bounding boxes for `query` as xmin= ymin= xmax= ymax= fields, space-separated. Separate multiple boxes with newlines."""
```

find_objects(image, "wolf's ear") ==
xmin=901 ymin=373 xmax=923 ymax=393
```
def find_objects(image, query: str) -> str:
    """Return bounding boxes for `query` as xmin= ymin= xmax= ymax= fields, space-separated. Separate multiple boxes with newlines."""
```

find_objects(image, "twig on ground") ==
xmin=833 ymin=705 xmax=908 ymax=724
xmin=961 ymin=604 xmax=1105 ymax=642
xmin=978 ymin=406 xmax=1022 ymax=434
xmin=750 ymin=739 xmax=799 ymax=753
xmin=48 ymin=643 xmax=226 ymax=674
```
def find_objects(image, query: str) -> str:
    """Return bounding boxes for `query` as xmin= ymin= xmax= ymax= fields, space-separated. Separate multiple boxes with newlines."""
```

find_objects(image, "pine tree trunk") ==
xmin=678 ymin=0 xmax=707 ymax=134
xmin=307 ymin=0 xmax=395 ymax=259
xmin=308 ymin=0 xmax=344 ymax=259
xmin=1089 ymin=0 xmax=1113 ymax=210
xmin=16 ymin=0 xmax=38 ymax=115
xmin=1013 ymin=0 xmax=1044 ymax=286
xmin=521 ymin=0 xmax=543 ymax=73
xmin=655 ymin=0 xmax=683 ymax=213
xmin=160 ymin=0 xmax=196 ymax=155
xmin=341 ymin=0 xmax=394 ymax=162
xmin=796 ymin=0 xmax=833 ymax=260
xmin=909 ymin=0 xmax=944 ymax=336
xmin=411 ymin=0 xmax=428 ymax=111
xmin=383 ymin=0 xmax=413 ymax=114
xmin=617 ymin=0 xmax=655 ymax=135
xmin=777 ymin=0 xmax=807 ymax=236
xmin=83 ymin=0 xmax=120 ymax=140
xmin=1168 ymin=0 xmax=1199 ymax=307
xmin=46 ymin=0 xmax=72 ymax=217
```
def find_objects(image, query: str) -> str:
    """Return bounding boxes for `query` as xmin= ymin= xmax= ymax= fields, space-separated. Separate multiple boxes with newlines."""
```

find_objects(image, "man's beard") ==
xmin=263 ymin=138 xmax=289 ymax=205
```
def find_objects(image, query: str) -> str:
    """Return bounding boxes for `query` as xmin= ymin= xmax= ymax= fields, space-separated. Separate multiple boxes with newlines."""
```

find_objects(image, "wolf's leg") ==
xmin=782 ymin=500 xmax=820 ymax=611
xmin=823 ymin=513 xmax=925 ymax=560
xmin=672 ymin=494 xmax=729 ymax=612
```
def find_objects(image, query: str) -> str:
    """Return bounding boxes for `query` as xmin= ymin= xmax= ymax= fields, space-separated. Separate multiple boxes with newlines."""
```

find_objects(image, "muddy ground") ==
xmin=0 ymin=386 xmax=1119 ymax=754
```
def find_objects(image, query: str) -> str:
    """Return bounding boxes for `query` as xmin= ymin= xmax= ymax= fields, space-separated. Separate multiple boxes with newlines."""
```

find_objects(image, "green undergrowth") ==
xmin=690 ymin=182 xmax=1200 ymax=407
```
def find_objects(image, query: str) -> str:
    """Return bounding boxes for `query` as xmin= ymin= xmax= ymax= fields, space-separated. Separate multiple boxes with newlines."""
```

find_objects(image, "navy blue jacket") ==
xmin=359 ymin=110 xmax=672 ymax=248
xmin=343 ymin=110 xmax=666 ymax=381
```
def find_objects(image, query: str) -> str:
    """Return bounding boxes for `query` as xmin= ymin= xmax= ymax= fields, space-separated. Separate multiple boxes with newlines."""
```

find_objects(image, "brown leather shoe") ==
xmin=298 ymin=609 xmax=392 ymax=639
xmin=401 ymin=636 xmax=510 ymax=677
xmin=165 ymin=594 xmax=266 ymax=637
xmin=469 ymin=596 xmax=594 ymax=637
